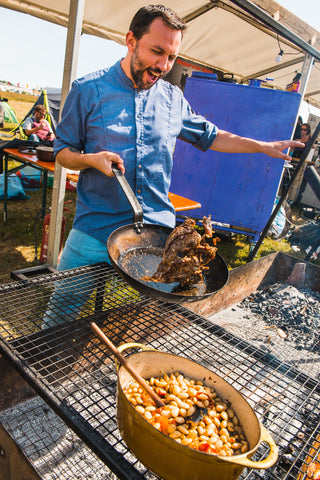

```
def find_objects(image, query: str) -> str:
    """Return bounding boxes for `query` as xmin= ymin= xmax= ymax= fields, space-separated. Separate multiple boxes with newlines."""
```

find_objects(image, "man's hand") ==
xmin=56 ymin=148 xmax=125 ymax=175
xmin=93 ymin=151 xmax=125 ymax=176
xmin=259 ymin=140 xmax=304 ymax=161
xmin=210 ymin=130 xmax=305 ymax=161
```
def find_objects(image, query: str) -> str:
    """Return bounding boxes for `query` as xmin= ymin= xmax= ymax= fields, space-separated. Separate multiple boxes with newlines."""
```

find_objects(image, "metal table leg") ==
xmin=41 ymin=169 xmax=48 ymax=217
xmin=4 ymin=152 xmax=8 ymax=224
xmin=3 ymin=155 xmax=30 ymax=223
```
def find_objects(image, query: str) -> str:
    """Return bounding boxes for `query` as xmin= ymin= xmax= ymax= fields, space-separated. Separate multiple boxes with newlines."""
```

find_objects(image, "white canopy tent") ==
xmin=1 ymin=0 xmax=319 ymax=103
xmin=1 ymin=0 xmax=319 ymax=265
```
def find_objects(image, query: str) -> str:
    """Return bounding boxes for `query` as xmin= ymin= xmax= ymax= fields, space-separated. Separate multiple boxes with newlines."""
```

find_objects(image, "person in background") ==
xmin=42 ymin=4 xmax=303 ymax=329
xmin=23 ymin=104 xmax=55 ymax=142
xmin=292 ymin=123 xmax=312 ymax=159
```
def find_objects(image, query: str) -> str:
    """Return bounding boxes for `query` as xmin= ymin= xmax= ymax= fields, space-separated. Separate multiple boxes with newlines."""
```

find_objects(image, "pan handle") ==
xmin=220 ymin=424 xmax=278 ymax=469
xmin=118 ymin=342 xmax=156 ymax=354
xmin=115 ymin=342 xmax=156 ymax=371
xmin=112 ymin=164 xmax=143 ymax=225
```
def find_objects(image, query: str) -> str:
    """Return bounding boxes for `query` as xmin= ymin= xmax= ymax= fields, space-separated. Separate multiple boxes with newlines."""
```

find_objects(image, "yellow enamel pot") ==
xmin=116 ymin=343 xmax=278 ymax=480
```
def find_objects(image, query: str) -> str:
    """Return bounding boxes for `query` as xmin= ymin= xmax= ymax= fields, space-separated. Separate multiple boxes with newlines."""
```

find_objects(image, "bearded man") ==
xmin=43 ymin=5 xmax=302 ymax=328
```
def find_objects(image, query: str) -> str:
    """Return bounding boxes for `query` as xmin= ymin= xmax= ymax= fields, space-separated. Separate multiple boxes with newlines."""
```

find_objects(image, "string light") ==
xmin=274 ymin=35 xmax=299 ymax=63
xmin=275 ymin=35 xmax=284 ymax=63
xmin=275 ymin=49 xmax=284 ymax=62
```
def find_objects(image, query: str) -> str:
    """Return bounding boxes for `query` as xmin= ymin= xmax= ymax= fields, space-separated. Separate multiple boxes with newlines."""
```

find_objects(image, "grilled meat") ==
xmin=153 ymin=255 xmax=202 ymax=287
xmin=202 ymin=215 xmax=213 ymax=237
xmin=143 ymin=216 xmax=219 ymax=287
xmin=158 ymin=218 xmax=201 ymax=265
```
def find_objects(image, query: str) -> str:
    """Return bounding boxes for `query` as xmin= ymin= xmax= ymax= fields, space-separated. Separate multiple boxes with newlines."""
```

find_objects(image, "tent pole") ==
xmin=42 ymin=90 xmax=52 ymax=128
xmin=47 ymin=0 xmax=85 ymax=267
xmin=299 ymin=53 xmax=315 ymax=100
xmin=287 ymin=51 xmax=315 ymax=146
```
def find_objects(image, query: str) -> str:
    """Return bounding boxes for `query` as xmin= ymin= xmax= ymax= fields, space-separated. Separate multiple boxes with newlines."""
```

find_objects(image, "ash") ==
xmin=0 ymin=396 xmax=119 ymax=480
xmin=242 ymin=284 xmax=320 ymax=351
xmin=209 ymin=283 xmax=320 ymax=379
xmin=0 ymin=388 xmax=158 ymax=480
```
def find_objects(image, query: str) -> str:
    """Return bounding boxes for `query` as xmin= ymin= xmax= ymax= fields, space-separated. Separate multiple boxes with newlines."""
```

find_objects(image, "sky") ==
xmin=0 ymin=1 xmax=319 ymax=90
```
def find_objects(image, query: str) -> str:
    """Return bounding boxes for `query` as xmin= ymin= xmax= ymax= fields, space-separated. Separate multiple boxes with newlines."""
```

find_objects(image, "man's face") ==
xmin=129 ymin=18 xmax=182 ymax=90
xmin=34 ymin=110 xmax=46 ymax=122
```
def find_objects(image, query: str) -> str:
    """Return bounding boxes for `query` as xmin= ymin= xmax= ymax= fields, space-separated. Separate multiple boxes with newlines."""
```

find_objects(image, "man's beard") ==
xmin=130 ymin=47 xmax=163 ymax=90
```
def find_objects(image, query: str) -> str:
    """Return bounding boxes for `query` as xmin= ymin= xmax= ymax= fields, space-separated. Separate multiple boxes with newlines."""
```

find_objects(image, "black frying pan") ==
xmin=107 ymin=166 xmax=229 ymax=303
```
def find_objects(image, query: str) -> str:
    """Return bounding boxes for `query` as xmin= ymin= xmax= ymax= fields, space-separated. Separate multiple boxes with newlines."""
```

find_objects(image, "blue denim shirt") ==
xmin=54 ymin=60 xmax=218 ymax=243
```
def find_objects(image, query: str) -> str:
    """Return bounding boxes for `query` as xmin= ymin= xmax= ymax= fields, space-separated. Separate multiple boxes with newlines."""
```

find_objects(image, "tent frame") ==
xmin=49 ymin=0 xmax=320 ymax=266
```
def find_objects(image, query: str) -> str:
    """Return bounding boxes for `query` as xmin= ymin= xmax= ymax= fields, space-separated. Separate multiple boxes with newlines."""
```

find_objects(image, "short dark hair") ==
xmin=34 ymin=104 xmax=46 ymax=114
xmin=129 ymin=5 xmax=186 ymax=40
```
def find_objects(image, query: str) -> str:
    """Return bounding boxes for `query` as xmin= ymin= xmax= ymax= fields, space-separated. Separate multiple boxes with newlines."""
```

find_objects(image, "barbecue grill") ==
xmin=0 ymin=258 xmax=319 ymax=480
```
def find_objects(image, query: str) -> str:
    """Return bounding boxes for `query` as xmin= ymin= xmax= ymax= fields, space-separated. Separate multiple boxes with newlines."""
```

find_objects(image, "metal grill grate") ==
xmin=0 ymin=263 xmax=319 ymax=479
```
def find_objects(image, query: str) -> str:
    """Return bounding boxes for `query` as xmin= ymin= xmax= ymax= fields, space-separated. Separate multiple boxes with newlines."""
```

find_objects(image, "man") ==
xmin=54 ymin=4 xmax=302 ymax=272
xmin=42 ymin=5 xmax=302 ymax=328
xmin=23 ymin=104 xmax=55 ymax=142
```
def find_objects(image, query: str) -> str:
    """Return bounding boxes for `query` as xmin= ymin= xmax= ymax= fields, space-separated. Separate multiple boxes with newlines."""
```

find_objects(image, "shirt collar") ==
xmin=113 ymin=59 xmax=136 ymax=91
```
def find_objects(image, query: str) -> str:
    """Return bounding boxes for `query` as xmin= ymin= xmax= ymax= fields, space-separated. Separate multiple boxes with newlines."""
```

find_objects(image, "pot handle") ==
xmin=221 ymin=424 xmax=278 ymax=469
xmin=115 ymin=342 xmax=156 ymax=370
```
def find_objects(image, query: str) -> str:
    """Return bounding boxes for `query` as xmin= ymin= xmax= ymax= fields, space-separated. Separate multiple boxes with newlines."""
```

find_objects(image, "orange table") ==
xmin=3 ymin=147 xmax=201 ymax=222
xmin=3 ymin=147 xmax=78 ymax=223
xmin=3 ymin=148 xmax=79 ymax=182
xmin=168 ymin=192 xmax=201 ymax=212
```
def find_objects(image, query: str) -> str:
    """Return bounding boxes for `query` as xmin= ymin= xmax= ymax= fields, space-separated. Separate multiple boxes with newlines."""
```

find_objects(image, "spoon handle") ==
xmin=90 ymin=322 xmax=165 ymax=408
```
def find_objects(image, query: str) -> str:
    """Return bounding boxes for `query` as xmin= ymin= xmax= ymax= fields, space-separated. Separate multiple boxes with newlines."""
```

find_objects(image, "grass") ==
xmin=0 ymin=188 xmax=77 ymax=284
xmin=0 ymin=92 xmax=319 ymax=286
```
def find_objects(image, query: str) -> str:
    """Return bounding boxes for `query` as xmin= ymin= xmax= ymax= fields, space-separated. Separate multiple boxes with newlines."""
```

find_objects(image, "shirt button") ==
xmin=137 ymin=190 xmax=141 ymax=194
xmin=138 ymin=164 xmax=142 ymax=168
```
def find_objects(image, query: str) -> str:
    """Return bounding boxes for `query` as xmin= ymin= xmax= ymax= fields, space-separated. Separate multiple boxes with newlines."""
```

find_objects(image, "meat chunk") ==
xmin=159 ymin=218 xmax=201 ymax=264
xmin=144 ymin=216 xmax=219 ymax=287
xmin=153 ymin=255 xmax=202 ymax=287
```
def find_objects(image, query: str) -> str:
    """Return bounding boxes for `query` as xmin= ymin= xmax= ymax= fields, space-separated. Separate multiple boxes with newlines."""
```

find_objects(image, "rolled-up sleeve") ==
xmin=178 ymin=97 xmax=218 ymax=152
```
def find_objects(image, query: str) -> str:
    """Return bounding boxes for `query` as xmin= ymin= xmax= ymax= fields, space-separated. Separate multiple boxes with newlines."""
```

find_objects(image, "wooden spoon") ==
xmin=90 ymin=322 xmax=165 ymax=409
